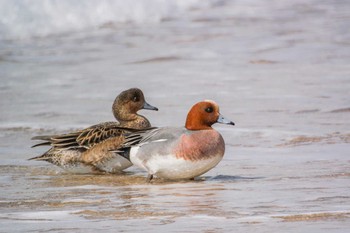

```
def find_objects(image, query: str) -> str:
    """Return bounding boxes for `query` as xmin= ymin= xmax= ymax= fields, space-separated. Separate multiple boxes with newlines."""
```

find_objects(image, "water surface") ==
xmin=0 ymin=0 xmax=349 ymax=232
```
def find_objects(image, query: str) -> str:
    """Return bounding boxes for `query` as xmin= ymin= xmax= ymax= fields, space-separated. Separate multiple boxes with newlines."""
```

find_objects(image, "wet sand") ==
xmin=1 ymin=0 xmax=350 ymax=232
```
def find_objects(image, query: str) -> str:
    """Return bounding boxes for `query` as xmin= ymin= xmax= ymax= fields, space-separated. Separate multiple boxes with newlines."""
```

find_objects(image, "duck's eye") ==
xmin=205 ymin=107 xmax=213 ymax=113
xmin=133 ymin=96 xmax=139 ymax=102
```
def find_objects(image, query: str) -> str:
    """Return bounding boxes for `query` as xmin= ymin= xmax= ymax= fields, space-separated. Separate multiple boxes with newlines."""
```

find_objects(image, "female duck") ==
xmin=30 ymin=88 xmax=158 ymax=173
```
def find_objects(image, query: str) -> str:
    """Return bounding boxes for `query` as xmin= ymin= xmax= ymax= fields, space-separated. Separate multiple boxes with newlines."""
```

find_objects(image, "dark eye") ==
xmin=205 ymin=107 xmax=213 ymax=113
xmin=133 ymin=96 xmax=139 ymax=102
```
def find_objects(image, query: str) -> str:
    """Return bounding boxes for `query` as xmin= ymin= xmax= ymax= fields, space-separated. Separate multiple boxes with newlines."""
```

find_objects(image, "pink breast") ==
xmin=174 ymin=130 xmax=225 ymax=161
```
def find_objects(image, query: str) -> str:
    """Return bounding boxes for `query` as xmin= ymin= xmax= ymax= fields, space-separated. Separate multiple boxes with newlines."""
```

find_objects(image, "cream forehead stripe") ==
xmin=203 ymin=100 xmax=217 ymax=105
xmin=203 ymin=100 xmax=219 ymax=109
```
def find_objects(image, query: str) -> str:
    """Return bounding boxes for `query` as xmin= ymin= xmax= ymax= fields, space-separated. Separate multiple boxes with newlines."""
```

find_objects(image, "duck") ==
xmin=30 ymin=88 xmax=158 ymax=173
xmin=116 ymin=100 xmax=234 ymax=181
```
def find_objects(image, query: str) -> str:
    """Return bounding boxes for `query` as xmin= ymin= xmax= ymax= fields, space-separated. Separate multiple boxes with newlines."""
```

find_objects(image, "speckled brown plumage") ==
xmin=30 ymin=88 xmax=158 ymax=173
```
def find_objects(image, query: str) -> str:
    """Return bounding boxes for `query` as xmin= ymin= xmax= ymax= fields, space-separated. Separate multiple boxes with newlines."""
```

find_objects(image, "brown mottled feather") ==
xmin=30 ymin=88 xmax=157 ymax=173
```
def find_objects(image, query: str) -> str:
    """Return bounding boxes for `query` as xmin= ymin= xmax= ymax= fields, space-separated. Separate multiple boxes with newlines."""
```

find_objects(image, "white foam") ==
xmin=0 ymin=0 xmax=218 ymax=40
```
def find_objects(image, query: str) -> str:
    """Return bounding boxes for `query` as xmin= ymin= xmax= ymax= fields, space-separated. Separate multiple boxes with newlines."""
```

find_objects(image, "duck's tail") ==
xmin=28 ymin=151 xmax=54 ymax=162
xmin=111 ymin=147 xmax=131 ymax=161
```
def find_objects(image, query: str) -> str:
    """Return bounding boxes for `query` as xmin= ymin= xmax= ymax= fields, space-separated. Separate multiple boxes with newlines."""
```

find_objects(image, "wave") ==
xmin=0 ymin=0 xmax=220 ymax=40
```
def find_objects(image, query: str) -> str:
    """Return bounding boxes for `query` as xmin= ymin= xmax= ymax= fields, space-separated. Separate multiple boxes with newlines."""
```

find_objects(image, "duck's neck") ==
xmin=113 ymin=107 xmax=134 ymax=121
xmin=114 ymin=109 xmax=151 ymax=128
xmin=185 ymin=121 xmax=212 ymax=130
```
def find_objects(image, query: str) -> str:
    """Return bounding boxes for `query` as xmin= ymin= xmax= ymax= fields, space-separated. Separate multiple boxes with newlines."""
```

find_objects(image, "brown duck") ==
xmin=30 ymin=88 xmax=158 ymax=173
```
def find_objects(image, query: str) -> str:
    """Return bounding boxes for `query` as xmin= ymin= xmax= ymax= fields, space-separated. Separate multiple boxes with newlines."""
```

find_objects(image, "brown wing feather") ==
xmin=31 ymin=122 xmax=149 ymax=150
xmin=31 ymin=122 xmax=120 ymax=149
xmin=76 ymin=123 xmax=125 ymax=148
xmin=31 ymin=131 xmax=83 ymax=148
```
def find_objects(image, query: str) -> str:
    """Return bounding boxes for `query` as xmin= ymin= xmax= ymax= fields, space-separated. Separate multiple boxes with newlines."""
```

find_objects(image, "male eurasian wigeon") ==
xmin=116 ymin=100 xmax=234 ymax=181
xmin=30 ymin=88 xmax=158 ymax=173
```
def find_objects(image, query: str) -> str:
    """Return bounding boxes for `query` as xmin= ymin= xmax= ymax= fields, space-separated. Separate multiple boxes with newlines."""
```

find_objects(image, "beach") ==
xmin=0 ymin=0 xmax=349 ymax=232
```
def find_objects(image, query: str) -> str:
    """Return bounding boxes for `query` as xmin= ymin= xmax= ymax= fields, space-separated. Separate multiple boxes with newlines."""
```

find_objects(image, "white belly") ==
xmin=130 ymin=147 xmax=223 ymax=180
xmin=95 ymin=156 xmax=133 ymax=173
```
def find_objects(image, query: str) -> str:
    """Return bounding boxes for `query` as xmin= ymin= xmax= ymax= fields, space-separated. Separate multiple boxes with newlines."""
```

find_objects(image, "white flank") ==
xmin=131 ymin=151 xmax=223 ymax=180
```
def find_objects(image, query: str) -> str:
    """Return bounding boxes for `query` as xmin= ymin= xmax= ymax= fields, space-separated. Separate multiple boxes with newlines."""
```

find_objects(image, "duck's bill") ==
xmin=143 ymin=101 xmax=159 ymax=111
xmin=217 ymin=114 xmax=235 ymax=125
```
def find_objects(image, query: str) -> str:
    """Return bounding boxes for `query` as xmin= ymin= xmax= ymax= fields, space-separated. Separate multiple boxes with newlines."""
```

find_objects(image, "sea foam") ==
xmin=0 ymin=0 xmax=219 ymax=40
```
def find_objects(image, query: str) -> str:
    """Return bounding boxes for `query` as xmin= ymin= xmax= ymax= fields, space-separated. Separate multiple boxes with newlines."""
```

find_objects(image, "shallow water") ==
xmin=1 ymin=0 xmax=350 ymax=232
